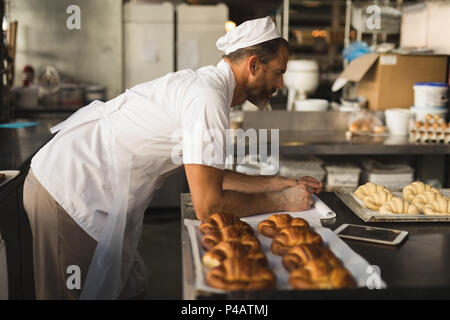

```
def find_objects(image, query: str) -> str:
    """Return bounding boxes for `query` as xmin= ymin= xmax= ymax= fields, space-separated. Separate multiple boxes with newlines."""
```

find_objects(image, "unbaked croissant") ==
xmin=412 ymin=191 xmax=447 ymax=210
xmin=200 ymin=212 xmax=253 ymax=235
xmin=201 ymin=225 xmax=260 ymax=251
xmin=402 ymin=181 xmax=440 ymax=201
xmin=354 ymin=182 xmax=390 ymax=201
xmin=257 ymin=214 xmax=310 ymax=238
xmin=289 ymin=258 xmax=356 ymax=290
xmin=379 ymin=198 xmax=420 ymax=215
xmin=206 ymin=257 xmax=276 ymax=290
xmin=202 ymin=241 xmax=267 ymax=269
xmin=271 ymin=226 xmax=323 ymax=256
xmin=423 ymin=197 xmax=450 ymax=215
xmin=363 ymin=191 xmax=395 ymax=211
xmin=282 ymin=244 xmax=338 ymax=272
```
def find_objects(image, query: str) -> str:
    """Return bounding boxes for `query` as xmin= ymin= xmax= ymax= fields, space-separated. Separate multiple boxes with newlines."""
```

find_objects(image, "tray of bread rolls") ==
xmin=336 ymin=182 xmax=450 ymax=222
xmin=184 ymin=211 xmax=386 ymax=294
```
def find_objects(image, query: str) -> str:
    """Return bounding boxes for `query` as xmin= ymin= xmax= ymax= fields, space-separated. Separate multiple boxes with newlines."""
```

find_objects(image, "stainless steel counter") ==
xmin=238 ymin=111 xmax=450 ymax=155
xmin=277 ymin=130 xmax=450 ymax=155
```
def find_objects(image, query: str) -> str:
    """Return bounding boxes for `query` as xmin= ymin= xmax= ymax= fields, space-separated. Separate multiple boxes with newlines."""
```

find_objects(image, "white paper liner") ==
xmin=184 ymin=201 xmax=387 ymax=293
xmin=240 ymin=194 xmax=336 ymax=227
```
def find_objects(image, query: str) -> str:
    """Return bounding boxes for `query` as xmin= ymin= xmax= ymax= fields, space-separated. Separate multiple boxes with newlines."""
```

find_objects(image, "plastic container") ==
xmin=278 ymin=157 xmax=326 ymax=182
xmin=385 ymin=108 xmax=413 ymax=135
xmin=361 ymin=159 xmax=414 ymax=189
xmin=414 ymin=82 xmax=448 ymax=108
xmin=411 ymin=106 xmax=448 ymax=122
xmin=325 ymin=164 xmax=361 ymax=188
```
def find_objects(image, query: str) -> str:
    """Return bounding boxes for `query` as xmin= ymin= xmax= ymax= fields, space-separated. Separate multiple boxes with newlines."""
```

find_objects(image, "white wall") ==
xmin=11 ymin=0 xmax=123 ymax=100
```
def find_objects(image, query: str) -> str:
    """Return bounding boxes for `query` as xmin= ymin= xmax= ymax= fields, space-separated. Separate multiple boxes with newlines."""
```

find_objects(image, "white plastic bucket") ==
xmin=413 ymin=82 xmax=448 ymax=108
xmin=385 ymin=108 xmax=413 ymax=135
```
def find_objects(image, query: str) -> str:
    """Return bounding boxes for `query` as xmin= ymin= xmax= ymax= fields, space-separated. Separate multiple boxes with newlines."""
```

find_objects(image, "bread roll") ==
xmin=200 ymin=212 xmax=253 ymax=235
xmin=412 ymin=191 xmax=447 ymax=210
xmin=257 ymin=214 xmax=310 ymax=238
xmin=206 ymin=257 xmax=276 ymax=290
xmin=202 ymin=241 xmax=267 ymax=269
xmin=354 ymin=183 xmax=390 ymax=201
xmin=363 ymin=191 xmax=395 ymax=210
xmin=379 ymin=198 xmax=420 ymax=215
xmin=423 ymin=198 xmax=450 ymax=215
xmin=289 ymin=258 xmax=356 ymax=290
xmin=282 ymin=244 xmax=337 ymax=272
xmin=402 ymin=182 xmax=440 ymax=201
xmin=201 ymin=225 xmax=260 ymax=251
xmin=271 ymin=227 xmax=323 ymax=256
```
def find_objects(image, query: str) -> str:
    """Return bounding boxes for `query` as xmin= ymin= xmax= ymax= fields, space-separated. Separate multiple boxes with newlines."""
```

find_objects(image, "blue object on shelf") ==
xmin=0 ymin=121 xmax=39 ymax=129
xmin=343 ymin=42 xmax=372 ymax=63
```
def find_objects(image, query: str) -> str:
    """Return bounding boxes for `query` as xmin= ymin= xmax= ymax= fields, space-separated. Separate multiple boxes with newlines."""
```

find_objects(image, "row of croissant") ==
xmin=354 ymin=181 xmax=450 ymax=215
xmin=199 ymin=212 xmax=356 ymax=291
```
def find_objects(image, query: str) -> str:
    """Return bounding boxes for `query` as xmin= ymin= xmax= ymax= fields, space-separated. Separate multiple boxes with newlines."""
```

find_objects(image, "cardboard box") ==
xmin=332 ymin=53 xmax=448 ymax=110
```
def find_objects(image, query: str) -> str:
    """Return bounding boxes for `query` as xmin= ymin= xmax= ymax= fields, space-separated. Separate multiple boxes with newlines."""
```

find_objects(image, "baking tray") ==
xmin=336 ymin=188 xmax=450 ymax=222
xmin=184 ymin=197 xmax=386 ymax=294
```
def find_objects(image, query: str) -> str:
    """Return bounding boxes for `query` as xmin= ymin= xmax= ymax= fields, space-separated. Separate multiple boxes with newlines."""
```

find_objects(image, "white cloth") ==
xmin=30 ymin=59 xmax=236 ymax=298
xmin=216 ymin=16 xmax=281 ymax=55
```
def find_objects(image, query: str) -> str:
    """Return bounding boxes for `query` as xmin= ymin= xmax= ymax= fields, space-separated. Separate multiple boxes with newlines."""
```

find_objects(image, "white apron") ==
xmin=50 ymin=100 xmax=138 ymax=300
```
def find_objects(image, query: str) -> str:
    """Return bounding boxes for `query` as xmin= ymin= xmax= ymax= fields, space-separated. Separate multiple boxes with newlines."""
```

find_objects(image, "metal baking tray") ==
xmin=335 ymin=188 xmax=450 ymax=222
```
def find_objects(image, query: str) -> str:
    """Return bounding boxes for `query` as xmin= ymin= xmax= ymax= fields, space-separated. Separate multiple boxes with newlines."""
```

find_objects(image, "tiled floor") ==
xmin=138 ymin=209 xmax=182 ymax=299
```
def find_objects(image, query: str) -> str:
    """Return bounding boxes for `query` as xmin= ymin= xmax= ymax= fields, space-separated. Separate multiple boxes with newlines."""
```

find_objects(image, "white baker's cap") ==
xmin=216 ymin=16 xmax=281 ymax=55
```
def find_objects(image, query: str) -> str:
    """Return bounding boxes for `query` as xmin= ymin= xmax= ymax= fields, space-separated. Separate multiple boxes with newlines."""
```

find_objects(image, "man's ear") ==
xmin=247 ymin=55 xmax=259 ymax=76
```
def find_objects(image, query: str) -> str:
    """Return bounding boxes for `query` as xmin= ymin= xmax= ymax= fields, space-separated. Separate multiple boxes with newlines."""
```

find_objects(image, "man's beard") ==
xmin=246 ymin=85 xmax=275 ymax=111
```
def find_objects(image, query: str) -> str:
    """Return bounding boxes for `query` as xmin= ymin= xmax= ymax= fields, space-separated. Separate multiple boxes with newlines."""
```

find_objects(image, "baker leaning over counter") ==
xmin=22 ymin=17 xmax=323 ymax=300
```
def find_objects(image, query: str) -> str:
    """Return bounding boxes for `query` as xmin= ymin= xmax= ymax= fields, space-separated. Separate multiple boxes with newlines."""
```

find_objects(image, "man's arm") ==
xmin=185 ymin=164 xmax=313 ymax=220
xmin=223 ymin=169 xmax=295 ymax=193
xmin=223 ymin=169 xmax=323 ymax=194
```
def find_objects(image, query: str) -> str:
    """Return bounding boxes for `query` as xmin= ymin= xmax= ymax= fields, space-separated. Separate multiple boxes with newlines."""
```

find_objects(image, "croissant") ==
xmin=363 ymin=191 xmax=395 ymax=211
xmin=282 ymin=244 xmax=338 ymax=272
xmin=379 ymin=198 xmax=420 ymax=215
xmin=206 ymin=257 xmax=276 ymax=290
xmin=423 ymin=197 xmax=450 ymax=215
xmin=200 ymin=212 xmax=253 ymax=235
xmin=289 ymin=258 xmax=356 ymax=290
xmin=202 ymin=241 xmax=267 ymax=269
xmin=257 ymin=214 xmax=310 ymax=238
xmin=412 ymin=191 xmax=447 ymax=210
xmin=201 ymin=225 xmax=261 ymax=251
xmin=271 ymin=226 xmax=323 ymax=256
xmin=354 ymin=182 xmax=390 ymax=201
xmin=402 ymin=181 xmax=440 ymax=201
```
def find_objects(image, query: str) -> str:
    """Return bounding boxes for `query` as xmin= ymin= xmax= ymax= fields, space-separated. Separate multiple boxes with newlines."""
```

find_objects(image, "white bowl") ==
xmin=294 ymin=99 xmax=329 ymax=112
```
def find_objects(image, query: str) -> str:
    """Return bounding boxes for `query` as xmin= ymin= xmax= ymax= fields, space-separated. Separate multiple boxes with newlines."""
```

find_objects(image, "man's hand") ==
xmin=296 ymin=176 xmax=323 ymax=194
xmin=281 ymin=184 xmax=314 ymax=212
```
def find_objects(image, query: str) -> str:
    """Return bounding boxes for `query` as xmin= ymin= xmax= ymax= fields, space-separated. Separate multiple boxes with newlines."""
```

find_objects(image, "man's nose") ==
xmin=276 ymin=77 xmax=284 ymax=90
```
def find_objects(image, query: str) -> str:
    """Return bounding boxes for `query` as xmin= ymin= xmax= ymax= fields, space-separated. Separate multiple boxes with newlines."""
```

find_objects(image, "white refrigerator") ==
xmin=176 ymin=3 xmax=229 ymax=71
xmin=123 ymin=2 xmax=174 ymax=89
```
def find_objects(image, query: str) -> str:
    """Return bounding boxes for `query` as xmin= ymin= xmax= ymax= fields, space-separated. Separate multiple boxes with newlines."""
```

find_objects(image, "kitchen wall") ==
xmin=11 ymin=0 xmax=123 ymax=100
